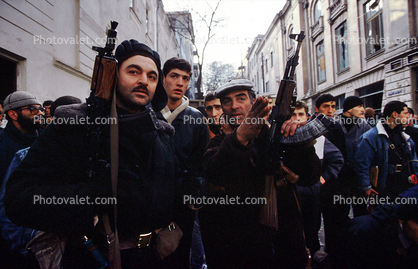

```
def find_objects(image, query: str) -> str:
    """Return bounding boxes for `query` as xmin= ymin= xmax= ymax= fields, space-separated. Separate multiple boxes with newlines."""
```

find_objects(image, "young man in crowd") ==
xmin=315 ymin=94 xmax=371 ymax=265
xmin=291 ymin=101 xmax=343 ymax=259
xmin=157 ymin=57 xmax=208 ymax=268
xmin=5 ymin=40 xmax=178 ymax=268
xmin=354 ymin=101 xmax=418 ymax=201
xmin=204 ymin=92 xmax=223 ymax=140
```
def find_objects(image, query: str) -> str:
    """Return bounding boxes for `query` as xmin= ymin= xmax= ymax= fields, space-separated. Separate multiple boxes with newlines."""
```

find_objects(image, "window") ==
xmin=289 ymin=27 xmax=294 ymax=48
xmin=146 ymin=8 xmax=149 ymax=34
xmin=314 ymin=0 xmax=322 ymax=22
xmin=335 ymin=94 xmax=345 ymax=114
xmin=266 ymin=81 xmax=270 ymax=93
xmin=364 ymin=0 xmax=384 ymax=55
xmin=357 ymin=81 xmax=384 ymax=114
xmin=270 ymin=52 xmax=273 ymax=67
xmin=335 ymin=22 xmax=349 ymax=71
xmin=265 ymin=59 xmax=268 ymax=73
xmin=316 ymin=41 xmax=326 ymax=82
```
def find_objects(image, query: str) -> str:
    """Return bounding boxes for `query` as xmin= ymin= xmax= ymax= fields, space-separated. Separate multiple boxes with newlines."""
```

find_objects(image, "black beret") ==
xmin=115 ymin=40 xmax=167 ymax=111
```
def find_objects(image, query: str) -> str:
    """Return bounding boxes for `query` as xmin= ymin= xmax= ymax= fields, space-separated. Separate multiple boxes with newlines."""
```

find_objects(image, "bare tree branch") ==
xmin=168 ymin=0 xmax=224 ymax=98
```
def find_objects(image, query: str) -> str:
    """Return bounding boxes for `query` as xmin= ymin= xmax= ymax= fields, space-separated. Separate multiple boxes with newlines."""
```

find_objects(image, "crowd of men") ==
xmin=0 ymin=40 xmax=418 ymax=269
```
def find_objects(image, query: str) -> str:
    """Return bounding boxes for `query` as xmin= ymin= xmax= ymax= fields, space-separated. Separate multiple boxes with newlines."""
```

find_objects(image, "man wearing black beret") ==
xmin=5 ymin=40 xmax=177 ymax=268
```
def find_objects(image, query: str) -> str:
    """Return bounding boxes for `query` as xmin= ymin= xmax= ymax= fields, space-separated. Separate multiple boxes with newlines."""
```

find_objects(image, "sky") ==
xmin=162 ymin=0 xmax=287 ymax=71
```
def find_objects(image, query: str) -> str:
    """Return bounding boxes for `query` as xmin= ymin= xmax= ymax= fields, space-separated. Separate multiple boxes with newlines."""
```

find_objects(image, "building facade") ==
xmin=245 ymin=0 xmax=418 ymax=114
xmin=167 ymin=11 xmax=198 ymax=100
xmin=0 ymin=0 xmax=194 ymax=103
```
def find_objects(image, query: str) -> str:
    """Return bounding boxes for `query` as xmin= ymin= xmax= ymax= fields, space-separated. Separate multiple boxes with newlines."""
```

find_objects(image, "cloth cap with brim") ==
xmin=115 ymin=39 xmax=167 ymax=111
xmin=3 ymin=91 xmax=42 ymax=112
xmin=214 ymin=79 xmax=254 ymax=99
xmin=395 ymin=185 xmax=418 ymax=221
xmin=343 ymin=96 xmax=363 ymax=112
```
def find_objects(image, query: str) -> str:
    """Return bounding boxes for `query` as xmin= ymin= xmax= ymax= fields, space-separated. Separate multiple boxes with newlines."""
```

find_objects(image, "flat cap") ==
xmin=214 ymin=79 xmax=254 ymax=99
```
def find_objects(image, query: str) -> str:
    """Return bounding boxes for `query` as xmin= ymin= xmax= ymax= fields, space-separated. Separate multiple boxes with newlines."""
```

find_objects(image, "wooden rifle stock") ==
xmin=91 ymin=57 xmax=117 ymax=101
xmin=90 ymin=21 xmax=118 ymax=102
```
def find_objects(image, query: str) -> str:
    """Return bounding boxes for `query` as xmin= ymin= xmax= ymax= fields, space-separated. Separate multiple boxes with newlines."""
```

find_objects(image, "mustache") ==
xmin=133 ymin=84 xmax=149 ymax=93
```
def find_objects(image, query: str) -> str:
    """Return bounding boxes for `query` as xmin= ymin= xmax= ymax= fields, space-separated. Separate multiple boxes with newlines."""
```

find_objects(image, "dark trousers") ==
xmin=190 ymin=213 xmax=205 ymax=269
xmin=299 ymin=194 xmax=321 ymax=255
xmin=199 ymin=203 xmax=275 ymax=269
xmin=320 ymin=179 xmax=350 ymax=265
xmin=172 ymin=204 xmax=196 ymax=268
xmin=200 ymin=222 xmax=274 ymax=269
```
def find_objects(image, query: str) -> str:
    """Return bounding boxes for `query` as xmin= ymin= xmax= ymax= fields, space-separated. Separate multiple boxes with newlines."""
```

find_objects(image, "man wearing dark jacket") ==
xmin=200 ymin=79 xmax=321 ymax=268
xmin=0 ymin=91 xmax=43 ymax=183
xmin=5 ymin=40 xmax=177 ymax=268
xmin=340 ymin=186 xmax=418 ymax=269
xmin=292 ymin=101 xmax=344 ymax=257
xmin=156 ymin=57 xmax=208 ymax=268
xmin=0 ymin=91 xmax=43 ymax=269
xmin=317 ymin=95 xmax=371 ymax=265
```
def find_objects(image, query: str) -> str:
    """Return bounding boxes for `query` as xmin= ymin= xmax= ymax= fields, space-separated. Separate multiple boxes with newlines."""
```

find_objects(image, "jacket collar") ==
xmin=376 ymin=121 xmax=410 ymax=141
xmin=160 ymin=96 xmax=189 ymax=124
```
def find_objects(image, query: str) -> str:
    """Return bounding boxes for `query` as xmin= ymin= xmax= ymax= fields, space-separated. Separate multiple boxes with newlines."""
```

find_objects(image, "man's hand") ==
xmin=236 ymin=97 xmax=271 ymax=145
xmin=220 ymin=114 xmax=234 ymax=135
xmin=364 ymin=188 xmax=378 ymax=196
xmin=280 ymin=119 xmax=308 ymax=137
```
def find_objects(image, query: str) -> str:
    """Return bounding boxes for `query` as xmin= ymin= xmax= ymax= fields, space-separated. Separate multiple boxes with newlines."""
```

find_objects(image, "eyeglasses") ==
xmin=16 ymin=106 xmax=45 ymax=115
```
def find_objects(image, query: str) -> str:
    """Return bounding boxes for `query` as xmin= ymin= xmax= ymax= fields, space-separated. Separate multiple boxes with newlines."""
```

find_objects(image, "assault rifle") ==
xmin=260 ymin=31 xmax=332 ymax=266
xmin=261 ymin=30 xmax=332 ymax=229
xmin=86 ymin=21 xmax=121 ymax=269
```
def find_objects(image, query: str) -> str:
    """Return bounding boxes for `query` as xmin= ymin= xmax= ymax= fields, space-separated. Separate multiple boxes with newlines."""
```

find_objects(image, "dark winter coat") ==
xmin=4 ymin=103 xmax=176 ymax=240
xmin=342 ymin=204 xmax=418 ymax=269
xmin=199 ymin=125 xmax=321 ymax=268
xmin=156 ymin=106 xmax=208 ymax=189
xmin=0 ymin=122 xmax=38 ymax=183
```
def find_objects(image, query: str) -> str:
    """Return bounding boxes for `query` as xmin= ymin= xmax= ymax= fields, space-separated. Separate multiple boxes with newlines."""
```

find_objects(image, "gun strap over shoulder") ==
xmin=103 ymin=83 xmax=122 ymax=269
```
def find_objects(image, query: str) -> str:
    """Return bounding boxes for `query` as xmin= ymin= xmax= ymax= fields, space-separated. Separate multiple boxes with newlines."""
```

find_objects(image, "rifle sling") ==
xmin=103 ymin=81 xmax=122 ymax=269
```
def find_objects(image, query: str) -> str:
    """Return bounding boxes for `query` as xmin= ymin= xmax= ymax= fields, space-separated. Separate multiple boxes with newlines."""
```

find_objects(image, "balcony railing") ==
xmin=327 ymin=0 xmax=347 ymax=24
xmin=310 ymin=16 xmax=324 ymax=40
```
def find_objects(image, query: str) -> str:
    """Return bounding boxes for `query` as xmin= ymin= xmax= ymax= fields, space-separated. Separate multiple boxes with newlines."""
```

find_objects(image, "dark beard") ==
xmin=17 ymin=112 xmax=40 ymax=133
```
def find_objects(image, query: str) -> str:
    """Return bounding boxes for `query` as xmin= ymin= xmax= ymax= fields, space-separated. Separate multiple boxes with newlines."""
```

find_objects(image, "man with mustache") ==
xmin=5 ymin=40 xmax=178 ymax=268
xmin=156 ymin=57 xmax=208 ymax=268
xmin=199 ymin=79 xmax=321 ymax=268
